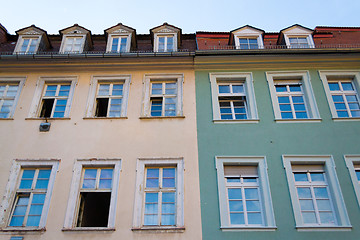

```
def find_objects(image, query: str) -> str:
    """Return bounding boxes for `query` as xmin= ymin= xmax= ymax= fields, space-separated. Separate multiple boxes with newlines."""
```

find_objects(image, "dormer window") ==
xmin=63 ymin=37 xmax=83 ymax=53
xmin=151 ymin=23 xmax=181 ymax=53
xmin=230 ymin=25 xmax=264 ymax=50
xmin=105 ymin=23 xmax=135 ymax=53
xmin=280 ymin=25 xmax=315 ymax=49
xmin=14 ymin=25 xmax=50 ymax=54
xmin=59 ymin=24 xmax=92 ymax=54
xmin=19 ymin=38 xmax=39 ymax=53
xmin=158 ymin=35 xmax=174 ymax=52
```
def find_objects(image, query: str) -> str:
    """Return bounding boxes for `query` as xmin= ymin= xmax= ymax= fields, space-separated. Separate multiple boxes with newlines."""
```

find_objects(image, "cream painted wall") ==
xmin=0 ymin=63 xmax=202 ymax=239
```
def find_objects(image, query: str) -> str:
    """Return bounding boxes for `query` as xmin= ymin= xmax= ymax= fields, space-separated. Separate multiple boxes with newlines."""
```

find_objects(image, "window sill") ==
xmin=131 ymin=226 xmax=185 ymax=233
xmin=275 ymin=118 xmax=322 ymax=123
xmin=1 ymin=227 xmax=45 ymax=232
xmin=139 ymin=116 xmax=185 ymax=119
xmin=62 ymin=227 xmax=115 ymax=232
xmin=0 ymin=118 xmax=14 ymax=120
xmin=213 ymin=119 xmax=259 ymax=124
xmin=220 ymin=226 xmax=277 ymax=231
xmin=25 ymin=117 xmax=71 ymax=120
xmin=83 ymin=117 xmax=128 ymax=120
xmin=296 ymin=225 xmax=352 ymax=231
xmin=332 ymin=117 xmax=360 ymax=122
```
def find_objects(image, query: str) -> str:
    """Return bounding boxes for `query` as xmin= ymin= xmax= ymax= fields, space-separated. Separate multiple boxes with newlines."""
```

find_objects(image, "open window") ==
xmin=63 ymin=159 xmax=121 ymax=230
xmin=141 ymin=74 xmax=183 ymax=118
xmin=85 ymin=75 xmax=131 ymax=118
xmin=0 ymin=159 xmax=59 ymax=230
xmin=210 ymin=72 xmax=258 ymax=122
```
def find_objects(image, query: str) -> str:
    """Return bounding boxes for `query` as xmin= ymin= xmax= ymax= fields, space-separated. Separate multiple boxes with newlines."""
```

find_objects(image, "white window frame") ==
xmin=0 ymin=77 xmax=25 ymax=119
xmin=216 ymin=156 xmax=276 ymax=231
xmin=28 ymin=76 xmax=77 ymax=119
xmin=0 ymin=159 xmax=59 ymax=231
xmin=319 ymin=70 xmax=360 ymax=121
xmin=282 ymin=155 xmax=351 ymax=231
xmin=141 ymin=74 xmax=183 ymax=118
xmin=14 ymin=36 xmax=41 ymax=54
xmin=266 ymin=71 xmax=320 ymax=122
xmin=234 ymin=35 xmax=263 ymax=50
xmin=85 ymin=75 xmax=131 ymax=118
xmin=344 ymin=155 xmax=360 ymax=208
xmin=210 ymin=73 xmax=258 ymax=123
xmin=59 ymin=35 xmax=86 ymax=54
xmin=153 ymin=34 xmax=177 ymax=52
xmin=106 ymin=34 xmax=131 ymax=53
xmin=63 ymin=159 xmax=121 ymax=230
xmin=133 ymin=158 xmax=184 ymax=230
xmin=284 ymin=35 xmax=314 ymax=49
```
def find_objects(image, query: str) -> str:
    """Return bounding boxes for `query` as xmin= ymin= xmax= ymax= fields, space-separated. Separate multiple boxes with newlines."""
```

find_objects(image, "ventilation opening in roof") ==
xmin=95 ymin=98 xmax=109 ymax=117
xmin=76 ymin=192 xmax=111 ymax=227
xmin=40 ymin=99 xmax=54 ymax=118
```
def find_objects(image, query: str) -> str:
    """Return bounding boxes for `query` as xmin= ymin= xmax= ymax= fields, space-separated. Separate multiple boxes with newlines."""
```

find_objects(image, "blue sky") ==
xmin=1 ymin=0 xmax=359 ymax=34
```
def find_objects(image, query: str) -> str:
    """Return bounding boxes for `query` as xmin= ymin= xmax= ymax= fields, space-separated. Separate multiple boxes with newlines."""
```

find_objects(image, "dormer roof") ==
xmin=104 ymin=23 xmax=137 ymax=48
xmin=150 ymin=22 xmax=182 ymax=45
xmin=229 ymin=25 xmax=265 ymax=45
xmin=278 ymin=24 xmax=314 ymax=45
xmin=15 ymin=24 xmax=51 ymax=48
xmin=59 ymin=24 xmax=93 ymax=48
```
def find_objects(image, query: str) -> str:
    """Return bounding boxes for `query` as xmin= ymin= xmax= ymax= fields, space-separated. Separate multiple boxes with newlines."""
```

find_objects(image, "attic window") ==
xmin=63 ymin=37 xmax=83 ymax=53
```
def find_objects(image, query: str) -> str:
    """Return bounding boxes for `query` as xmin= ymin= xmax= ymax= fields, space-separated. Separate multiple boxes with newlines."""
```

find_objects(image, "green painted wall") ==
xmin=195 ymin=69 xmax=360 ymax=240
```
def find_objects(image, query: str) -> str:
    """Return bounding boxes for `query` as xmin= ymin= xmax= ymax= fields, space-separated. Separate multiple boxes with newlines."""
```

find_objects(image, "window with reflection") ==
xmin=157 ymin=36 xmax=174 ymax=52
xmin=143 ymin=167 xmax=176 ymax=226
xmin=218 ymin=83 xmax=248 ymax=120
xmin=224 ymin=165 xmax=263 ymax=226
xmin=9 ymin=168 xmax=51 ymax=227
xmin=76 ymin=168 xmax=114 ymax=227
xmin=0 ymin=83 xmax=21 ymax=118
xmin=150 ymin=81 xmax=177 ymax=117
xmin=328 ymin=80 xmax=360 ymax=118
xmin=275 ymin=81 xmax=308 ymax=119
xmin=39 ymin=83 xmax=71 ymax=118
xmin=238 ymin=38 xmax=259 ymax=50
xmin=110 ymin=36 xmax=128 ymax=53
xmin=292 ymin=165 xmax=336 ymax=225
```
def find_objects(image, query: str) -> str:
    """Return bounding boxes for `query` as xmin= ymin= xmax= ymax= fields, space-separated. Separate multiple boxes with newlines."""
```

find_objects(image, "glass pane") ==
xmin=356 ymin=170 xmax=360 ymax=181
xmin=281 ymin=112 xmax=293 ymax=119
xmin=32 ymin=194 xmax=46 ymax=204
xmin=279 ymin=104 xmax=291 ymax=111
xmin=111 ymin=37 xmax=119 ymax=52
xmin=29 ymin=204 xmax=43 ymax=215
xmin=163 ymin=168 xmax=176 ymax=188
xmin=6 ymin=85 xmax=18 ymax=97
xmin=310 ymin=173 xmax=325 ymax=182
xmin=289 ymin=85 xmax=301 ymax=92
xmin=59 ymin=85 xmax=70 ymax=96
xmin=342 ymin=82 xmax=354 ymax=91
xmin=219 ymin=85 xmax=230 ymax=94
xmin=337 ymin=110 xmax=349 ymax=117
xmin=35 ymin=180 xmax=49 ymax=189
xmin=84 ymin=169 xmax=97 ymax=178
xmin=99 ymin=179 xmax=112 ymax=189
xmin=297 ymin=187 xmax=311 ymax=198
xmin=146 ymin=192 xmax=158 ymax=203
xmin=295 ymin=111 xmax=308 ymax=119
xmin=230 ymin=213 xmax=244 ymax=224
xmin=165 ymin=83 xmax=177 ymax=95
xmin=227 ymin=177 xmax=241 ymax=183
xmin=82 ymin=179 xmax=96 ymax=189
xmin=100 ymin=169 xmax=113 ymax=178
xmin=329 ymin=82 xmax=340 ymax=91
xmin=162 ymin=203 xmax=175 ymax=214
xmin=146 ymin=168 xmax=159 ymax=188
xmin=302 ymin=212 xmax=317 ymax=224
xmin=144 ymin=214 xmax=158 ymax=225
xmin=278 ymin=96 xmax=290 ymax=103
xmin=275 ymin=86 xmax=287 ymax=92
xmin=346 ymin=95 xmax=357 ymax=102
xmin=9 ymin=216 xmax=24 ymax=227
xmin=112 ymin=84 xmax=123 ymax=96
xmin=228 ymin=188 xmax=242 ymax=200
xmin=20 ymin=170 xmax=35 ymax=189
xmin=294 ymin=104 xmax=306 ymax=111
xmin=158 ymin=37 xmax=165 ymax=52
xmin=244 ymin=188 xmax=259 ymax=200
xmin=166 ymin=37 xmax=174 ymax=52
xmin=319 ymin=212 xmax=335 ymax=224
xmin=243 ymin=177 xmax=257 ymax=183
xmin=229 ymin=200 xmax=243 ymax=211
xmin=98 ymin=84 xmax=110 ymax=95
xmin=352 ymin=110 xmax=360 ymax=117
xmin=26 ymin=216 xmax=41 ymax=227
xmin=45 ymin=85 xmax=57 ymax=96
xmin=232 ymin=85 xmax=244 ymax=93
xmin=247 ymin=212 xmax=262 ymax=224
xmin=317 ymin=199 xmax=332 ymax=211
xmin=246 ymin=200 xmax=261 ymax=211
xmin=38 ymin=169 xmax=51 ymax=179
xmin=314 ymin=187 xmax=329 ymax=199
xmin=349 ymin=103 xmax=360 ymax=110
xmin=13 ymin=206 xmax=27 ymax=216
xmin=120 ymin=38 xmax=127 ymax=52
xmin=161 ymin=214 xmax=175 ymax=225
xmin=152 ymin=83 xmax=163 ymax=95
xmin=145 ymin=203 xmax=158 ymax=214
xmin=292 ymin=96 xmax=304 ymax=103
xmin=163 ymin=192 xmax=175 ymax=203
xmin=332 ymin=95 xmax=344 ymax=102
xmin=300 ymin=200 xmax=314 ymax=210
